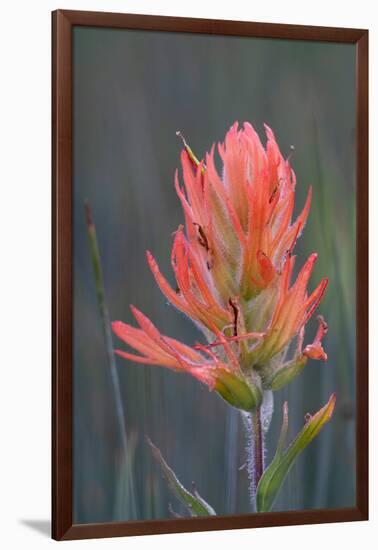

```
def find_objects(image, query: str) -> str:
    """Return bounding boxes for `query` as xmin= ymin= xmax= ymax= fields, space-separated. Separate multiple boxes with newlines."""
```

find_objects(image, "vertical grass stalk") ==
xmin=85 ymin=202 xmax=137 ymax=517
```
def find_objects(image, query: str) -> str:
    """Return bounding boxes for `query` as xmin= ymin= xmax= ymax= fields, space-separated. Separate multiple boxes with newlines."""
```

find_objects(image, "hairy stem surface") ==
xmin=242 ymin=405 xmax=265 ymax=511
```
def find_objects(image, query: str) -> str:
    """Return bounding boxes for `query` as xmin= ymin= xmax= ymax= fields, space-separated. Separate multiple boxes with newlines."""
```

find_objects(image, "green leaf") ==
xmin=147 ymin=438 xmax=216 ymax=517
xmin=256 ymin=393 xmax=336 ymax=513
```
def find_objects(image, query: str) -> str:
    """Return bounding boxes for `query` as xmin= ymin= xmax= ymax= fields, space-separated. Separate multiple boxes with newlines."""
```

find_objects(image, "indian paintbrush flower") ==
xmin=112 ymin=122 xmax=329 ymax=411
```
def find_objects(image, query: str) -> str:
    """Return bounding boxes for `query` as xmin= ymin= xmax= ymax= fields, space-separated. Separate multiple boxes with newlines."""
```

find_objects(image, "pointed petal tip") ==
xmin=320 ymin=393 xmax=336 ymax=420
xmin=328 ymin=393 xmax=337 ymax=417
xmin=146 ymin=249 xmax=157 ymax=266
xmin=242 ymin=121 xmax=254 ymax=135
xmin=264 ymin=123 xmax=275 ymax=141
xmin=129 ymin=304 xmax=142 ymax=319
xmin=146 ymin=249 xmax=154 ymax=266
xmin=303 ymin=252 xmax=318 ymax=272
xmin=112 ymin=321 xmax=125 ymax=340
xmin=129 ymin=305 xmax=154 ymax=328
xmin=114 ymin=348 xmax=144 ymax=362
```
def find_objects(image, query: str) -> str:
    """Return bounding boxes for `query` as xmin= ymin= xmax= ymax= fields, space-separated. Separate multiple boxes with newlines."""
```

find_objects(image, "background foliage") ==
xmin=73 ymin=27 xmax=356 ymax=523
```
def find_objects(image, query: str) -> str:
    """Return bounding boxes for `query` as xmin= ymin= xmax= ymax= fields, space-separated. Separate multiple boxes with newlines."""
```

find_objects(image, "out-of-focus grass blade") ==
xmin=85 ymin=201 xmax=137 ymax=518
xmin=147 ymin=438 xmax=216 ymax=517
xmin=114 ymin=431 xmax=138 ymax=520
xmin=256 ymin=394 xmax=336 ymax=513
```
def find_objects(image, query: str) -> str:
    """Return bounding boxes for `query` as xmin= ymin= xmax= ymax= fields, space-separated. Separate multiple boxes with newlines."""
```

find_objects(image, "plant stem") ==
xmin=251 ymin=406 xmax=264 ymax=487
xmin=242 ymin=405 xmax=265 ymax=511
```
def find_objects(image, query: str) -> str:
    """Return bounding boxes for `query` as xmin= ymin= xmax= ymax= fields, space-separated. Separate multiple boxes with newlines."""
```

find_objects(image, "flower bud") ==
xmin=215 ymin=368 xmax=262 ymax=411
xmin=264 ymin=355 xmax=307 ymax=391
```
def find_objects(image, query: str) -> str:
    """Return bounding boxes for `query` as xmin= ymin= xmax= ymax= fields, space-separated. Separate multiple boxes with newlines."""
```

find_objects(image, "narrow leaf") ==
xmin=147 ymin=438 xmax=216 ymax=516
xmin=85 ymin=202 xmax=137 ymax=516
xmin=276 ymin=401 xmax=289 ymax=457
xmin=256 ymin=393 xmax=336 ymax=512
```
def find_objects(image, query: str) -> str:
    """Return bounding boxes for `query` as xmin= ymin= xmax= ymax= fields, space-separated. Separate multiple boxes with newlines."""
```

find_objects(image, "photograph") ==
xmin=71 ymin=22 xmax=357 ymax=524
xmin=0 ymin=2 xmax=373 ymax=550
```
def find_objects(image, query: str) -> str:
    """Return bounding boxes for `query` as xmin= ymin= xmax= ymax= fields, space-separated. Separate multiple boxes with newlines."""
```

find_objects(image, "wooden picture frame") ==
xmin=52 ymin=9 xmax=368 ymax=541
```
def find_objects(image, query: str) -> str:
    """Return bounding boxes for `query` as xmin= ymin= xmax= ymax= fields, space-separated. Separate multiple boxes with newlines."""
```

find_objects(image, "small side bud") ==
xmin=265 ymin=355 xmax=307 ymax=391
xmin=215 ymin=369 xmax=262 ymax=412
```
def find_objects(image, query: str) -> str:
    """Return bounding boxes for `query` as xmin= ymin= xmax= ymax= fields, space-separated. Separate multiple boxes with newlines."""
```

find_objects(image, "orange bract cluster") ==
xmin=112 ymin=122 xmax=328 ymax=405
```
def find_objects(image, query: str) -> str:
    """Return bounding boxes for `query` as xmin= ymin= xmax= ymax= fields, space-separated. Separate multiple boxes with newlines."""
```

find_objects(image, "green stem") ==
xmin=242 ymin=405 xmax=265 ymax=511
xmin=85 ymin=201 xmax=137 ymax=518
xmin=251 ymin=406 xmax=264 ymax=488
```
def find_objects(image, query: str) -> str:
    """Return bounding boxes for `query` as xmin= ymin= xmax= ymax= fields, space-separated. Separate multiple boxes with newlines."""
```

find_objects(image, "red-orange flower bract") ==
xmin=112 ymin=122 xmax=329 ymax=411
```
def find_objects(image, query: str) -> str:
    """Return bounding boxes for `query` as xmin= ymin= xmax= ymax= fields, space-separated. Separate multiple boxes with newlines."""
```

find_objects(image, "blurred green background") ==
xmin=72 ymin=26 xmax=356 ymax=523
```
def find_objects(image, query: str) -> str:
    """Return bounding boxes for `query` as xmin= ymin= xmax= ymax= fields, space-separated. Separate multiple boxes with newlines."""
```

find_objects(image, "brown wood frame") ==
xmin=52 ymin=9 xmax=369 ymax=541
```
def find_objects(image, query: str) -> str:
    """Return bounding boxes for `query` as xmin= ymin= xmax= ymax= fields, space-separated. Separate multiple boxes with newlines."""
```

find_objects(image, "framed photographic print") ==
xmin=52 ymin=9 xmax=368 ymax=541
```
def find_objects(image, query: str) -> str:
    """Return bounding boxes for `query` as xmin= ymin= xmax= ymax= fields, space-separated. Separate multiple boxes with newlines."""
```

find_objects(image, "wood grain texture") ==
xmin=51 ymin=9 xmax=369 ymax=541
xmin=355 ymin=30 xmax=369 ymax=520
xmin=52 ymin=9 xmax=73 ymax=541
